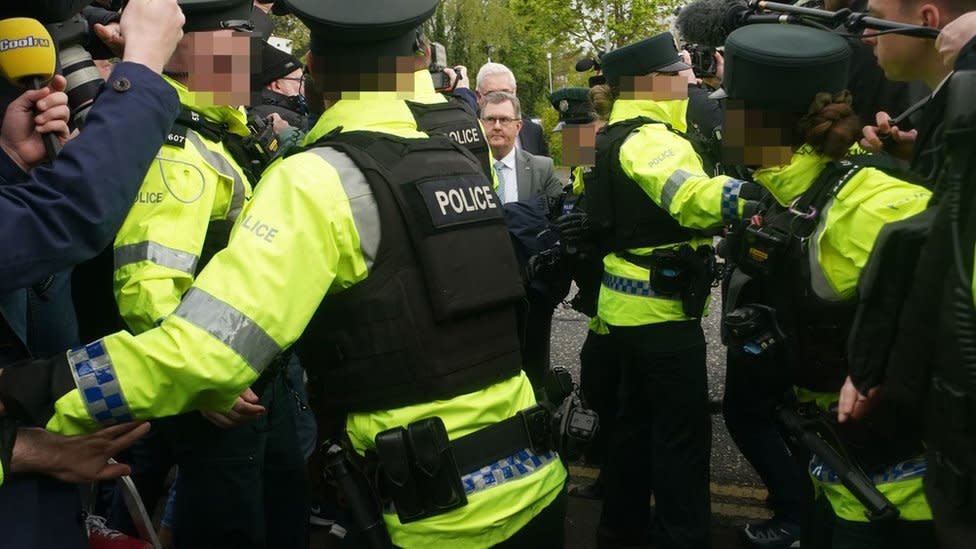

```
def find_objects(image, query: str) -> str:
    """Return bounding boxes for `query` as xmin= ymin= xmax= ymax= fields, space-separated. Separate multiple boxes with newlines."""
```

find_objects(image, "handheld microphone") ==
xmin=0 ymin=17 xmax=62 ymax=161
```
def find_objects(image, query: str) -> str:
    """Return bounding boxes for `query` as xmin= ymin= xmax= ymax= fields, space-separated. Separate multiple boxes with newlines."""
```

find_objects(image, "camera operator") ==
xmin=0 ymin=1 xmax=185 ymax=547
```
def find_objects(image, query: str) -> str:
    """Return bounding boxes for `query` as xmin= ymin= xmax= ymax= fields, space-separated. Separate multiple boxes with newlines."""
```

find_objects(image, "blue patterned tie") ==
xmin=494 ymin=160 xmax=507 ymax=203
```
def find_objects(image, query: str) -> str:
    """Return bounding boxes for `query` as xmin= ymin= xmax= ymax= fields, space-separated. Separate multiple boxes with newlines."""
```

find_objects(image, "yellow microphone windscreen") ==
xmin=0 ymin=18 xmax=57 ymax=86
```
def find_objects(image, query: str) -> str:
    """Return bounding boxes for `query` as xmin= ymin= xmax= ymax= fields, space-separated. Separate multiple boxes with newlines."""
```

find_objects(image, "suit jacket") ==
xmin=518 ymin=116 xmax=550 ymax=157
xmin=514 ymin=149 xmax=563 ymax=203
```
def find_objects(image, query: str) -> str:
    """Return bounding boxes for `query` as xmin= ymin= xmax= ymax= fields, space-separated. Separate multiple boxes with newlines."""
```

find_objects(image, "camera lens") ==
xmin=60 ymin=44 xmax=103 ymax=128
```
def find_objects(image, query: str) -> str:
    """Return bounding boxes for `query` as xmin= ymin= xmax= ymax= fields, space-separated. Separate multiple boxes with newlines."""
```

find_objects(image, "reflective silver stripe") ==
xmin=172 ymin=288 xmax=280 ymax=373
xmin=807 ymin=198 xmax=844 ymax=302
xmin=67 ymin=340 xmax=133 ymax=425
xmin=460 ymin=448 xmax=558 ymax=496
xmin=114 ymin=241 xmax=199 ymax=275
xmin=661 ymin=169 xmax=693 ymax=212
xmin=306 ymin=147 xmax=380 ymax=270
xmin=186 ymin=130 xmax=247 ymax=221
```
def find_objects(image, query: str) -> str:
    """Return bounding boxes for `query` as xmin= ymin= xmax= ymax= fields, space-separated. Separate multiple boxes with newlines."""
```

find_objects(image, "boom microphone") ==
xmin=677 ymin=0 xmax=750 ymax=46
xmin=0 ymin=17 xmax=61 ymax=161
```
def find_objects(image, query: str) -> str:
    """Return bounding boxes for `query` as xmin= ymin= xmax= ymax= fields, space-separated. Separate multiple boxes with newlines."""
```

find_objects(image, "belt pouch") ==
xmin=375 ymin=427 xmax=425 ymax=522
xmin=407 ymin=417 xmax=467 ymax=513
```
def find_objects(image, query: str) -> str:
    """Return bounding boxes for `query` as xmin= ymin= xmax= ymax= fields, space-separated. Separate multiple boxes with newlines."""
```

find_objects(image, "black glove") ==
xmin=553 ymin=212 xmax=590 ymax=252
xmin=738 ymin=181 xmax=766 ymax=202
xmin=526 ymin=249 xmax=560 ymax=282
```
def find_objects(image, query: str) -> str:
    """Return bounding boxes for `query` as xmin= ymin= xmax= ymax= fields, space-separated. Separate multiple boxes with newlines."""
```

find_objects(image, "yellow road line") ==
xmin=568 ymin=466 xmax=769 ymax=501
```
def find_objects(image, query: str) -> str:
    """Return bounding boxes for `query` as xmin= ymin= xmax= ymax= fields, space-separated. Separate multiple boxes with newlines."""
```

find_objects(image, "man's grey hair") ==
xmin=476 ymin=62 xmax=517 ymax=93
xmin=481 ymin=91 xmax=522 ymax=119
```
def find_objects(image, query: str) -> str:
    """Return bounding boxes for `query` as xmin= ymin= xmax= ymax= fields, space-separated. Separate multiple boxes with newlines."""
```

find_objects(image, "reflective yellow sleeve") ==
xmin=619 ymin=125 xmax=744 ymax=230
xmin=113 ymin=141 xmax=226 ymax=334
xmin=47 ymin=152 xmax=369 ymax=434
xmin=817 ymin=169 xmax=932 ymax=299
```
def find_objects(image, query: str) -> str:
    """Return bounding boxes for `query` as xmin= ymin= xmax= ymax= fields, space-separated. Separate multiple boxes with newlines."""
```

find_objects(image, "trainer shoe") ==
xmin=740 ymin=518 xmax=801 ymax=548
xmin=86 ymin=514 xmax=152 ymax=549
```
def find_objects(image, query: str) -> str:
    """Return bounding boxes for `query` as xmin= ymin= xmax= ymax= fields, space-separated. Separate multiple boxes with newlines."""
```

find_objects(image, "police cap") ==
xmin=179 ymin=0 xmax=253 ymax=33
xmin=601 ymin=33 xmax=691 ymax=87
xmin=283 ymin=0 xmax=439 ymax=55
xmin=710 ymin=25 xmax=851 ymax=113
xmin=550 ymin=87 xmax=595 ymax=128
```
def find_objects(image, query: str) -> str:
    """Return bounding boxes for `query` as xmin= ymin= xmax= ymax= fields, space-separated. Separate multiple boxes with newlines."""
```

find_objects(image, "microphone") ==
xmin=676 ymin=0 xmax=752 ymax=47
xmin=0 ymin=17 xmax=62 ymax=161
xmin=575 ymin=58 xmax=595 ymax=72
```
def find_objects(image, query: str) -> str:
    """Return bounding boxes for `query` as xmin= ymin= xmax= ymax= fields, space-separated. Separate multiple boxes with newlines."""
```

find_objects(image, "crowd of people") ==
xmin=0 ymin=0 xmax=974 ymax=548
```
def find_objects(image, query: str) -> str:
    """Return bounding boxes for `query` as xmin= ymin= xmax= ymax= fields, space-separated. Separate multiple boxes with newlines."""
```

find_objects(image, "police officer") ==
xmin=714 ymin=24 xmax=935 ymax=549
xmin=0 ymin=1 xmax=569 ymax=547
xmin=585 ymin=32 xmax=751 ymax=548
xmin=101 ymin=3 xmax=308 ymax=546
xmin=547 ymin=87 xmax=621 ymax=500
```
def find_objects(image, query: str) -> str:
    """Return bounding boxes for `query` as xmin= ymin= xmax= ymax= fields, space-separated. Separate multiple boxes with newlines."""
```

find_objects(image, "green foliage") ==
xmin=270 ymin=15 xmax=311 ymax=58
xmin=267 ymin=0 xmax=680 ymax=129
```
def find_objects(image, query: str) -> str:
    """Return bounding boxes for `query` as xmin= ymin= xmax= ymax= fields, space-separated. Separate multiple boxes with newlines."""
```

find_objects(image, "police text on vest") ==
xmin=240 ymin=215 xmax=278 ymax=243
xmin=434 ymin=185 xmax=497 ymax=215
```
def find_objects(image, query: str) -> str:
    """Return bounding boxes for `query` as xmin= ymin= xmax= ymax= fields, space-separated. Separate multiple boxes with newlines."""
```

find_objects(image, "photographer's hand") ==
xmin=93 ymin=21 xmax=124 ymax=59
xmin=0 ymin=75 xmax=69 ymax=172
xmin=119 ymin=0 xmax=185 ymax=74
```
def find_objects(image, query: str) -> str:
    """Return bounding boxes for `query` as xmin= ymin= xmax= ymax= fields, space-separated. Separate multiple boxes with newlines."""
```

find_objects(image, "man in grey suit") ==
xmin=481 ymin=91 xmax=562 ymax=205
xmin=481 ymin=90 xmax=565 ymax=392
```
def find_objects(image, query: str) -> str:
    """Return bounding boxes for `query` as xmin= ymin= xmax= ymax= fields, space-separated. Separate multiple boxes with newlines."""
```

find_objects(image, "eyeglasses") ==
xmin=279 ymin=75 xmax=306 ymax=84
xmin=481 ymin=116 xmax=518 ymax=127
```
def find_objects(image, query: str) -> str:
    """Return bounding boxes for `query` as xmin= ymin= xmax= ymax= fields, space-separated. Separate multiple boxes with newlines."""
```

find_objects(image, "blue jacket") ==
xmin=0 ymin=62 xmax=180 ymax=293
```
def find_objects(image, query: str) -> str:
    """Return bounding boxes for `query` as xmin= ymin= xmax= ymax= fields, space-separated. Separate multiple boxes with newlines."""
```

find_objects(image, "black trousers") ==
xmin=599 ymin=321 xmax=712 ymax=549
xmin=517 ymin=290 xmax=556 ymax=392
xmin=806 ymin=493 xmax=936 ymax=549
xmin=927 ymin=473 xmax=976 ymax=549
xmin=578 ymin=329 xmax=622 ymax=466
xmin=722 ymin=348 xmax=812 ymax=524
xmin=160 ymin=375 xmax=310 ymax=549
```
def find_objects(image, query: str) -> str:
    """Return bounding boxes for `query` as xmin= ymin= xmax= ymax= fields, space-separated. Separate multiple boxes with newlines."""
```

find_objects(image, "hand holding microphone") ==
xmin=0 ymin=18 xmax=66 ymax=166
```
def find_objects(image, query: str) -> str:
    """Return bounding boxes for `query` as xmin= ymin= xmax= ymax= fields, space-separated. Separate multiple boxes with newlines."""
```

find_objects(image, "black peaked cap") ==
xmin=713 ymin=25 xmax=852 ymax=113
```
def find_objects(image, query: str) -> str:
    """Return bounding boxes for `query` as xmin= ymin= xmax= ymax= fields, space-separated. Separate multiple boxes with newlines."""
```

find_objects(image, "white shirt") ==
xmin=493 ymin=147 xmax=519 ymax=204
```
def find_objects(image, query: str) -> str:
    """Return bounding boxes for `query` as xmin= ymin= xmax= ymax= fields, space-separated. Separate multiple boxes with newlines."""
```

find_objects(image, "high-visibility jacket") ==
xmin=596 ymin=98 xmax=746 ymax=328
xmin=755 ymin=146 xmax=932 ymax=523
xmin=45 ymin=70 xmax=565 ymax=548
xmin=113 ymin=78 xmax=252 ymax=333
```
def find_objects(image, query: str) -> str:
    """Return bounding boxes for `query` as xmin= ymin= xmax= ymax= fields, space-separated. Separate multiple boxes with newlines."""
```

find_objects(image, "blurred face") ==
xmin=481 ymin=99 xmax=523 ymax=159
xmin=863 ymin=0 xmax=942 ymax=82
xmin=722 ymin=100 xmax=797 ymax=167
xmin=169 ymin=30 xmax=257 ymax=106
xmin=619 ymin=74 xmax=688 ymax=101
xmin=561 ymin=121 xmax=604 ymax=166
xmin=477 ymin=73 xmax=516 ymax=106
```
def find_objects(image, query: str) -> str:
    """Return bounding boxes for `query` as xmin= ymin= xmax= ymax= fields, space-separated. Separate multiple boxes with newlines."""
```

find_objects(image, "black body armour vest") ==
xmin=733 ymin=160 xmax=864 ymax=392
xmin=296 ymin=131 xmax=525 ymax=414
xmin=406 ymin=100 xmax=492 ymax=182
xmin=733 ymin=158 xmax=929 ymax=471
xmin=586 ymin=117 xmax=697 ymax=252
